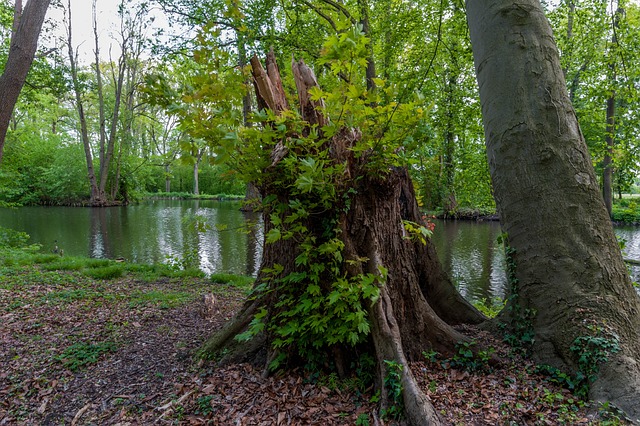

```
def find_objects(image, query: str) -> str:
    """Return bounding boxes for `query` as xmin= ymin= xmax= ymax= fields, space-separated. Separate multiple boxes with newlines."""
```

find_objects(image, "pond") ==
xmin=2 ymin=200 xmax=639 ymax=304
xmin=0 ymin=200 xmax=263 ymax=277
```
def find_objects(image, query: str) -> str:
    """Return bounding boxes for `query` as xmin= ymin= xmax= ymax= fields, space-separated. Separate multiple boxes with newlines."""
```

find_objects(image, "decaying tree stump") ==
xmin=200 ymin=49 xmax=486 ymax=424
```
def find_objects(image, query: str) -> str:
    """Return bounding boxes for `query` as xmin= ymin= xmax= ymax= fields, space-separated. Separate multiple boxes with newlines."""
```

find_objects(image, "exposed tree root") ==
xmin=370 ymin=287 xmax=441 ymax=425
xmin=199 ymin=299 xmax=260 ymax=360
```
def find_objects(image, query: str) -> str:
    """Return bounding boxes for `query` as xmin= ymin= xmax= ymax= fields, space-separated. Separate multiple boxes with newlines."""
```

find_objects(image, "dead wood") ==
xmin=200 ymin=50 xmax=487 ymax=424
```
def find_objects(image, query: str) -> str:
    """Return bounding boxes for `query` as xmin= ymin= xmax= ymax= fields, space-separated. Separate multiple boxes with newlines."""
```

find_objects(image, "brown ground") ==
xmin=0 ymin=268 xmax=626 ymax=425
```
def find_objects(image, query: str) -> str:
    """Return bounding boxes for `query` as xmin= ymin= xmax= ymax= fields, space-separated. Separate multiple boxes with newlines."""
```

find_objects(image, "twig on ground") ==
xmin=71 ymin=403 xmax=92 ymax=426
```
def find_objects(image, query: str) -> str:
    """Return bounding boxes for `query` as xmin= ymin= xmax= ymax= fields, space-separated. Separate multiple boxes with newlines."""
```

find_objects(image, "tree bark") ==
xmin=201 ymin=51 xmax=485 ymax=424
xmin=602 ymin=6 xmax=622 ymax=218
xmin=0 ymin=0 xmax=51 ymax=163
xmin=93 ymin=0 xmax=107 ymax=201
xmin=466 ymin=1 xmax=640 ymax=420
xmin=193 ymin=149 xmax=202 ymax=195
xmin=66 ymin=0 xmax=101 ymax=204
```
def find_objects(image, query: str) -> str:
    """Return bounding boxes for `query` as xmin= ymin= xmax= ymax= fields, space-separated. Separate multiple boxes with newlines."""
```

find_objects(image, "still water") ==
xmin=0 ymin=200 xmax=263 ymax=277
xmin=1 ymin=200 xmax=639 ymax=303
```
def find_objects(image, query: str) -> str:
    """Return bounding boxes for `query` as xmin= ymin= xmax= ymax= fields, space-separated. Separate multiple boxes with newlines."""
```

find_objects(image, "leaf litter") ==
xmin=0 ymin=265 xmax=627 ymax=425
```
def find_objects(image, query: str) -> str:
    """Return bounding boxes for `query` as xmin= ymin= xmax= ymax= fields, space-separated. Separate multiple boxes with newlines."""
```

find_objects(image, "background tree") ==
xmin=547 ymin=0 xmax=640 ymax=214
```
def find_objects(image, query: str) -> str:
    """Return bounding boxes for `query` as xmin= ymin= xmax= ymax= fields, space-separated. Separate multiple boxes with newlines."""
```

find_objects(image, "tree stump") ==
xmin=200 ymin=49 xmax=486 ymax=424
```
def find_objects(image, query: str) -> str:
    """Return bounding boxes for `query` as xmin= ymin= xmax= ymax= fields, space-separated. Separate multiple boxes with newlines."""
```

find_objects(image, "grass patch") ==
xmin=30 ymin=254 xmax=61 ymax=264
xmin=210 ymin=273 xmax=254 ymax=289
xmin=472 ymin=298 xmax=505 ymax=318
xmin=40 ymin=258 xmax=86 ymax=271
xmin=42 ymin=288 xmax=115 ymax=305
xmin=124 ymin=264 xmax=205 ymax=281
xmin=55 ymin=341 xmax=117 ymax=371
xmin=44 ymin=289 xmax=94 ymax=304
xmin=83 ymin=265 xmax=125 ymax=280
xmin=128 ymin=290 xmax=194 ymax=309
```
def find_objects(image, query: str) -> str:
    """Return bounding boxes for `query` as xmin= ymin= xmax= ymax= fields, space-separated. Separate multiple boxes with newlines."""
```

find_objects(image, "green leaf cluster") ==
xmin=382 ymin=359 xmax=404 ymax=420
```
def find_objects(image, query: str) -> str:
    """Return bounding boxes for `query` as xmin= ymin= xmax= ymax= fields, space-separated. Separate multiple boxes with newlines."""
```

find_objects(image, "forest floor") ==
xmin=0 ymin=261 xmax=630 ymax=425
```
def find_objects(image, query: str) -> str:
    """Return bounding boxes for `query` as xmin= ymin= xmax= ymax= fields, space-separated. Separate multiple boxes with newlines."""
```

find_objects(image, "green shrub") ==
xmin=612 ymin=200 xmax=640 ymax=223
xmin=0 ymin=226 xmax=30 ymax=248
xmin=56 ymin=341 xmax=117 ymax=371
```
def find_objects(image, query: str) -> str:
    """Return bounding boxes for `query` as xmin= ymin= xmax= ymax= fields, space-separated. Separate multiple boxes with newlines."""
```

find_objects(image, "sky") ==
xmin=44 ymin=0 xmax=170 ymax=63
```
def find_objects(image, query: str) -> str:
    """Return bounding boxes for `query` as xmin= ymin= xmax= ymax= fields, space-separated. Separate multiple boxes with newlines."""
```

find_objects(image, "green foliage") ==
xmin=355 ymin=413 xmax=370 ymax=426
xmin=570 ymin=325 xmax=621 ymax=400
xmin=611 ymin=199 xmax=640 ymax=223
xmin=534 ymin=362 xmax=576 ymax=386
xmin=56 ymin=341 xmax=117 ymax=371
xmin=128 ymin=290 xmax=194 ymax=309
xmin=449 ymin=341 xmax=494 ymax=372
xmin=472 ymin=297 xmax=505 ymax=319
xmin=195 ymin=395 xmax=214 ymax=415
xmin=401 ymin=220 xmax=432 ymax=245
xmin=0 ymin=226 xmax=31 ymax=249
xmin=382 ymin=360 xmax=404 ymax=421
xmin=424 ymin=342 xmax=494 ymax=373
xmin=497 ymin=233 xmax=536 ymax=354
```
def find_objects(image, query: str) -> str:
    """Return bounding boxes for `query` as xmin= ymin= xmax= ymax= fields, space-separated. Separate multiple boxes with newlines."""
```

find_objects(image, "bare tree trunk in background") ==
xmin=66 ymin=0 xmax=101 ymax=204
xmin=193 ymin=149 xmax=202 ymax=195
xmin=466 ymin=1 xmax=640 ymax=419
xmin=602 ymin=6 xmax=623 ymax=217
xmin=0 ymin=0 xmax=51 ymax=163
xmin=92 ymin=0 xmax=107 ymax=203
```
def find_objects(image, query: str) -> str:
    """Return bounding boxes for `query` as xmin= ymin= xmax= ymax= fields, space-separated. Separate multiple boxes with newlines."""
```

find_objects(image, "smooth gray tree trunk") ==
xmin=466 ymin=0 xmax=640 ymax=420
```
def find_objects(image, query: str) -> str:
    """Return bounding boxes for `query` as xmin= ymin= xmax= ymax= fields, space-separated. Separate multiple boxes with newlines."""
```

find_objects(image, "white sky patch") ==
xmin=44 ymin=0 xmax=170 ymax=64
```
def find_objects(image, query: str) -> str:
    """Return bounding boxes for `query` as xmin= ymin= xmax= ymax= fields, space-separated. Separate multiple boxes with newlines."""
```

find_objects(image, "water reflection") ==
xmin=0 ymin=200 xmax=263 ymax=277
xmin=611 ymin=226 xmax=640 ymax=284
xmin=431 ymin=219 xmax=507 ymax=303
xmin=3 ymin=202 xmax=639 ymax=302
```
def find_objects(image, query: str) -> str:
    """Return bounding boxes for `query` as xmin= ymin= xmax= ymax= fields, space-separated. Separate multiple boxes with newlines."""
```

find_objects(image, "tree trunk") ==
xmin=442 ymin=73 xmax=457 ymax=215
xmin=466 ymin=1 xmax=640 ymax=420
xmin=357 ymin=0 xmax=376 ymax=92
xmin=193 ymin=150 xmax=201 ymax=195
xmin=66 ymin=0 xmax=101 ymax=204
xmin=0 ymin=0 xmax=51 ymax=163
xmin=201 ymin=50 xmax=485 ymax=424
xmin=602 ymin=6 xmax=622 ymax=218
xmin=98 ymin=40 xmax=126 ymax=201
xmin=164 ymin=164 xmax=171 ymax=193
xmin=93 ymin=0 xmax=107 ymax=201
xmin=603 ymin=92 xmax=615 ymax=217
